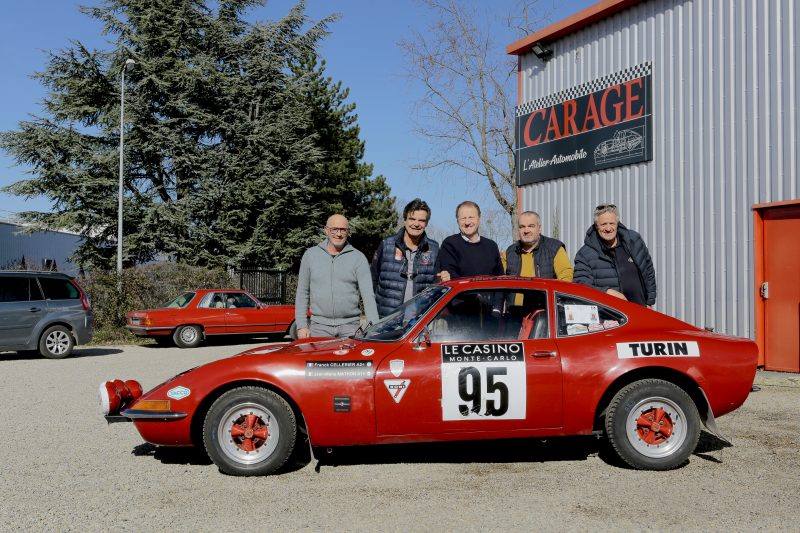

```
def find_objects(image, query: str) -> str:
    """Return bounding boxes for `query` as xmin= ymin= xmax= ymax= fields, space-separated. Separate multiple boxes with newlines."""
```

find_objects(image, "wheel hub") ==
xmin=625 ymin=396 xmax=686 ymax=458
xmin=636 ymin=407 xmax=674 ymax=445
xmin=217 ymin=403 xmax=280 ymax=465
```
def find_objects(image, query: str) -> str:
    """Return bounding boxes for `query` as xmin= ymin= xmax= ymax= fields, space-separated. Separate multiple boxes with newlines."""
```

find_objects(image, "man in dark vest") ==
xmin=371 ymin=198 xmax=442 ymax=318
xmin=502 ymin=211 xmax=573 ymax=281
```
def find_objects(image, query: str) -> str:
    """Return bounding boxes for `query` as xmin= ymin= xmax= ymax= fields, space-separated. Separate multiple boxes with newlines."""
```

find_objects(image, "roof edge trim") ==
xmin=506 ymin=0 xmax=644 ymax=56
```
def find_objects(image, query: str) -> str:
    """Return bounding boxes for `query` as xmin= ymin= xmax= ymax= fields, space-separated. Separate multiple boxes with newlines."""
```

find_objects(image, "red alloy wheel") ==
xmin=229 ymin=413 xmax=270 ymax=452
xmin=635 ymin=407 xmax=674 ymax=445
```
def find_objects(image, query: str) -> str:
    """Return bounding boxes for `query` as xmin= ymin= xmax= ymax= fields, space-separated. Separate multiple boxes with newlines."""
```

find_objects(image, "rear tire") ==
xmin=173 ymin=325 xmax=202 ymax=348
xmin=38 ymin=325 xmax=74 ymax=359
xmin=203 ymin=387 xmax=296 ymax=476
xmin=605 ymin=379 xmax=700 ymax=470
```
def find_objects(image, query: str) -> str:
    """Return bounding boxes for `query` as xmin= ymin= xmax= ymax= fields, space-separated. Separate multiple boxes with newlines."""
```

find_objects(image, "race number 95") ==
xmin=458 ymin=367 xmax=508 ymax=416
xmin=442 ymin=360 xmax=526 ymax=421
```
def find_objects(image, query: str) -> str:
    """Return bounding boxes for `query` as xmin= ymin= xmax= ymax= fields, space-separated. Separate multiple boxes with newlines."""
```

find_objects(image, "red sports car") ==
xmin=126 ymin=289 xmax=295 ymax=348
xmin=103 ymin=277 xmax=758 ymax=474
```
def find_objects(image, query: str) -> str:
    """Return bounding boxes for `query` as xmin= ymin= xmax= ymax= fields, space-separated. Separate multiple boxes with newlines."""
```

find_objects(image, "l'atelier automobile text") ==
xmin=522 ymin=149 xmax=588 ymax=171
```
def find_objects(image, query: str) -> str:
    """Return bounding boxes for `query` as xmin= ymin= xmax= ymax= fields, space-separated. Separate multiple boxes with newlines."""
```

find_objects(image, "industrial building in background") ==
xmin=0 ymin=220 xmax=82 ymax=276
xmin=508 ymin=0 xmax=799 ymax=372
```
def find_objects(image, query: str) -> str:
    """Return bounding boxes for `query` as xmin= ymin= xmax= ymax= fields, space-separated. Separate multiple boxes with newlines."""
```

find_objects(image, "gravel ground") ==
xmin=1 ymin=342 xmax=798 ymax=532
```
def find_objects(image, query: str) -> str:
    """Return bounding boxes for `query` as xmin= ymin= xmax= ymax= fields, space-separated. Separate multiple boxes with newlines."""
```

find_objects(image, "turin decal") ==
xmin=617 ymin=341 xmax=700 ymax=359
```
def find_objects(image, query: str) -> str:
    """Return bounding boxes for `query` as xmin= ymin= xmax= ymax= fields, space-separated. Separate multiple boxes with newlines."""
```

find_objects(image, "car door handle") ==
xmin=533 ymin=350 xmax=557 ymax=358
xmin=29 ymin=307 xmax=42 ymax=313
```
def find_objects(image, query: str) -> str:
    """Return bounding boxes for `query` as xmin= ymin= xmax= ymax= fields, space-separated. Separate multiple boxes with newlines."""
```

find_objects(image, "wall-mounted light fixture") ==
xmin=531 ymin=42 xmax=553 ymax=61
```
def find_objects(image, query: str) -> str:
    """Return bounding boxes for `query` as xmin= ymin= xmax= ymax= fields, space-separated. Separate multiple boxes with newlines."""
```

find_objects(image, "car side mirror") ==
xmin=412 ymin=326 xmax=431 ymax=351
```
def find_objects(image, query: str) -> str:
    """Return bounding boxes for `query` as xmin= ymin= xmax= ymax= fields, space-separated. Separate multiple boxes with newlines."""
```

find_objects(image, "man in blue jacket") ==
xmin=295 ymin=214 xmax=379 ymax=338
xmin=574 ymin=203 xmax=657 ymax=307
xmin=371 ymin=198 xmax=442 ymax=318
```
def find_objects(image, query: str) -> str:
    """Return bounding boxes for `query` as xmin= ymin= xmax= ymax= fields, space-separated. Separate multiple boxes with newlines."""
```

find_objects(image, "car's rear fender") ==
xmin=590 ymin=366 xmax=717 ymax=437
xmin=31 ymin=319 xmax=77 ymax=347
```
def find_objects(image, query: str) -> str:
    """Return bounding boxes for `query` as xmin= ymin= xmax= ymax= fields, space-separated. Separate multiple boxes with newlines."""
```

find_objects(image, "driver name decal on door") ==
xmin=441 ymin=342 xmax=526 ymax=421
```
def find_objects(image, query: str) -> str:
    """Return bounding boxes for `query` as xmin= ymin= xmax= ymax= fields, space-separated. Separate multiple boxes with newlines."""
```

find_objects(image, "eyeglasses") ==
xmin=326 ymin=227 xmax=349 ymax=235
xmin=595 ymin=203 xmax=617 ymax=212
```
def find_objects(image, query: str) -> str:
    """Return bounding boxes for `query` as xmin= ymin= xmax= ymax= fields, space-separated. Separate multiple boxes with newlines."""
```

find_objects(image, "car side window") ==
xmin=198 ymin=292 xmax=226 ymax=309
xmin=226 ymin=292 xmax=256 ymax=309
xmin=38 ymin=277 xmax=79 ymax=300
xmin=0 ymin=276 xmax=32 ymax=302
xmin=429 ymin=289 xmax=549 ymax=342
xmin=555 ymin=293 xmax=627 ymax=337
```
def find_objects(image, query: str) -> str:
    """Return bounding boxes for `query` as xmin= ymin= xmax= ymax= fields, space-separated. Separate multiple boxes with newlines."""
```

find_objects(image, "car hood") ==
xmin=237 ymin=337 xmax=365 ymax=358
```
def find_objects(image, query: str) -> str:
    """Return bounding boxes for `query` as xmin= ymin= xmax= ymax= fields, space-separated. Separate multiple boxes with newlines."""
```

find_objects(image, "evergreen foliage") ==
xmin=0 ymin=0 xmax=396 ymax=270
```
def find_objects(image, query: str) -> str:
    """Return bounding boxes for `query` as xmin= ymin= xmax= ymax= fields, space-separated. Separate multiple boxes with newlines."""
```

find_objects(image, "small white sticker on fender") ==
xmin=167 ymin=386 xmax=191 ymax=400
xmin=617 ymin=341 xmax=700 ymax=358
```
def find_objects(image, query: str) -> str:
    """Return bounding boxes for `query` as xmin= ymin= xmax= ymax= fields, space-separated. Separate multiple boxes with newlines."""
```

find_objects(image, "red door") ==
xmin=763 ymin=205 xmax=800 ymax=372
xmin=374 ymin=288 xmax=563 ymax=438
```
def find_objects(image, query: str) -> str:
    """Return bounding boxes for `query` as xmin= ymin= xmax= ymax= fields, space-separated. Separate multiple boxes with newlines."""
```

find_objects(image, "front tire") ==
xmin=38 ymin=325 xmax=74 ymax=359
xmin=605 ymin=379 xmax=700 ymax=470
xmin=173 ymin=325 xmax=202 ymax=348
xmin=203 ymin=387 xmax=296 ymax=476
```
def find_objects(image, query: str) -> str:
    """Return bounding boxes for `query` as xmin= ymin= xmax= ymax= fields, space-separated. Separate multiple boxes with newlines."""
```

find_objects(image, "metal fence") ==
xmin=236 ymin=268 xmax=287 ymax=304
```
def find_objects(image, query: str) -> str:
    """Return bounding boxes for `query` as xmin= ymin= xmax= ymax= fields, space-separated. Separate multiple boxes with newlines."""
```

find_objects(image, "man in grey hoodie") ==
xmin=295 ymin=214 xmax=379 ymax=339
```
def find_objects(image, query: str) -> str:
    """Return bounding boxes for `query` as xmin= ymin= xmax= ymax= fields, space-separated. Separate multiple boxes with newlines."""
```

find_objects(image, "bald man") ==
xmin=295 ymin=214 xmax=379 ymax=339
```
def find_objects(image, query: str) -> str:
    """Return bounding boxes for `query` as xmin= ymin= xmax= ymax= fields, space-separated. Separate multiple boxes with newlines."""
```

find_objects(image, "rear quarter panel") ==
xmin=556 ymin=303 xmax=757 ymax=435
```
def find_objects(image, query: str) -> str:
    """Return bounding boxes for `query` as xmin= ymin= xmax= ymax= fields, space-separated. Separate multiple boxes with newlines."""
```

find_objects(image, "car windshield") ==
xmin=356 ymin=285 xmax=449 ymax=342
xmin=161 ymin=292 xmax=196 ymax=309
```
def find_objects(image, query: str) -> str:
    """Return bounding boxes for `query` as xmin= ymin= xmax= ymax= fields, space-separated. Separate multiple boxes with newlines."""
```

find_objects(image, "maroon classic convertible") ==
xmin=104 ymin=277 xmax=758 ymax=475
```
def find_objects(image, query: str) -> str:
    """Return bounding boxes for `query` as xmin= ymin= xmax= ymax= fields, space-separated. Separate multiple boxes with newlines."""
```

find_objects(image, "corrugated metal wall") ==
xmin=518 ymin=0 xmax=798 ymax=337
xmin=0 ymin=222 xmax=82 ymax=275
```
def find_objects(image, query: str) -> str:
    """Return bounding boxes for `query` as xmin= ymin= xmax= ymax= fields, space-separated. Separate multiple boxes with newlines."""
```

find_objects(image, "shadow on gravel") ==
xmin=0 ymin=347 xmax=123 ymax=361
xmin=131 ymin=438 xmax=311 ymax=475
xmin=133 ymin=443 xmax=213 ymax=466
xmin=314 ymin=436 xmax=601 ymax=471
xmin=692 ymin=431 xmax=732 ymax=464
xmin=139 ymin=334 xmax=290 ymax=349
xmin=128 ymin=431 xmax=731 ymax=474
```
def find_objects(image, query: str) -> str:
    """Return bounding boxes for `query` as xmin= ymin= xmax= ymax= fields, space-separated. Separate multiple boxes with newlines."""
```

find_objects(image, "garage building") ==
xmin=508 ymin=0 xmax=799 ymax=371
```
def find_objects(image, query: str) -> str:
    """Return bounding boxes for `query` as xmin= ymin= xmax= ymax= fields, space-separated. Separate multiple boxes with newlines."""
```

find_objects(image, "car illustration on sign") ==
xmin=125 ymin=289 xmax=295 ymax=348
xmin=102 ymin=277 xmax=757 ymax=475
xmin=594 ymin=127 xmax=645 ymax=164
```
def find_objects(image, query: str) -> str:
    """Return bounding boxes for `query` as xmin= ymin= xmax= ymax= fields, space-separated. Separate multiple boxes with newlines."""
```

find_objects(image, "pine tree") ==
xmin=0 ymin=0 xmax=393 ymax=270
xmin=294 ymin=54 xmax=397 ymax=261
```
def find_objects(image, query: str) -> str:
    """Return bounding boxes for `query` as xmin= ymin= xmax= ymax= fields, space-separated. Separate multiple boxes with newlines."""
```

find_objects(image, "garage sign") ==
xmin=515 ymin=62 xmax=653 ymax=184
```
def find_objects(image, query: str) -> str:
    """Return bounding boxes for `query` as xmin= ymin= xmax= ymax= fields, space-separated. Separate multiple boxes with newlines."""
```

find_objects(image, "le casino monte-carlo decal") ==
xmin=515 ymin=63 xmax=653 ymax=184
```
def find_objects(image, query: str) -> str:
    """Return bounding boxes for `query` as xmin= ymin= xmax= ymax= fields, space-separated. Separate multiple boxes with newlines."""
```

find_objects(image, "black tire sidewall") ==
xmin=173 ymin=325 xmax=202 ymax=348
xmin=606 ymin=379 xmax=700 ymax=470
xmin=38 ymin=325 xmax=74 ymax=359
xmin=203 ymin=387 xmax=296 ymax=476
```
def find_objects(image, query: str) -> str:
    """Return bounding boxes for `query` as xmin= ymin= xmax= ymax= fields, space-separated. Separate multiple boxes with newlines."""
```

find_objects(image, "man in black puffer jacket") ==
xmin=371 ymin=198 xmax=442 ymax=318
xmin=574 ymin=203 xmax=656 ymax=306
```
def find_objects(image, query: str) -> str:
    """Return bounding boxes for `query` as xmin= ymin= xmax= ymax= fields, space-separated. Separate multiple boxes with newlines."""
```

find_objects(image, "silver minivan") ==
xmin=0 ymin=271 xmax=94 ymax=359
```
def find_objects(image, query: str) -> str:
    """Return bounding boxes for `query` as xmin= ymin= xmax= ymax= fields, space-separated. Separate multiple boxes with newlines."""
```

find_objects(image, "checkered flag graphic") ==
xmin=516 ymin=62 xmax=652 ymax=117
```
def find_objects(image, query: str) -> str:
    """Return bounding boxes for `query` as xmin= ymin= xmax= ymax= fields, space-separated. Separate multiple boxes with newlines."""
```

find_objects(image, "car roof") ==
xmin=0 ymin=271 xmax=72 ymax=279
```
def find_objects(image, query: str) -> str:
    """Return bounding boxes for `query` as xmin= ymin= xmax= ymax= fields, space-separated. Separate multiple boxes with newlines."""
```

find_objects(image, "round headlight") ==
xmin=98 ymin=381 xmax=121 ymax=416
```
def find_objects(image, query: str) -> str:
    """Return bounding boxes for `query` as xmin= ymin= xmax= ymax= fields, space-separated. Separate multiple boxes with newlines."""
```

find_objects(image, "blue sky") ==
xmin=0 ymin=0 xmax=594 ymax=244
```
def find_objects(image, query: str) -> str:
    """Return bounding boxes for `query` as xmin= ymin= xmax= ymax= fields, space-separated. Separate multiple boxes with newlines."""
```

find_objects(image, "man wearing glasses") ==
xmin=295 ymin=214 xmax=379 ymax=338
xmin=371 ymin=198 xmax=442 ymax=318
xmin=574 ymin=203 xmax=656 ymax=307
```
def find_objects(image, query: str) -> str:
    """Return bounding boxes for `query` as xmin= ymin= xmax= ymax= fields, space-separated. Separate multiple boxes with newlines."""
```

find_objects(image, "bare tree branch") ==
xmin=401 ymin=0 xmax=548 ymax=231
